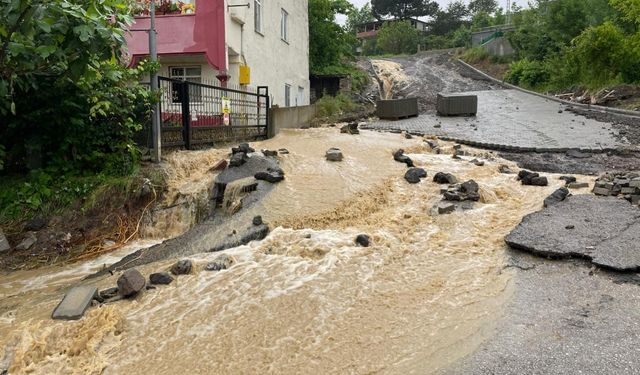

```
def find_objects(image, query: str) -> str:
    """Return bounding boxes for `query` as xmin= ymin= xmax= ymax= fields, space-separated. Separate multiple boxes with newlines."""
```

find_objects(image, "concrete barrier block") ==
xmin=52 ymin=285 xmax=98 ymax=320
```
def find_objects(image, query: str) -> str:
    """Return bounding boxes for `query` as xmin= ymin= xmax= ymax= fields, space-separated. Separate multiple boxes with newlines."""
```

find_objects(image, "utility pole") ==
xmin=506 ymin=0 xmax=511 ymax=25
xmin=149 ymin=0 xmax=161 ymax=163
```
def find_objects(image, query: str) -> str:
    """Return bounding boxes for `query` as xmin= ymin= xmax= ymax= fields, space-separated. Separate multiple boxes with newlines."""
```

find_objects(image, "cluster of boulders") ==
xmin=517 ymin=170 xmax=549 ymax=186
xmin=340 ymin=122 xmax=360 ymax=135
xmin=443 ymin=179 xmax=481 ymax=202
xmin=52 ymin=252 xmax=237 ymax=320
xmin=559 ymin=176 xmax=590 ymax=189
xmin=229 ymin=143 xmax=255 ymax=167
xmin=255 ymin=167 xmax=285 ymax=183
xmin=592 ymin=172 xmax=640 ymax=205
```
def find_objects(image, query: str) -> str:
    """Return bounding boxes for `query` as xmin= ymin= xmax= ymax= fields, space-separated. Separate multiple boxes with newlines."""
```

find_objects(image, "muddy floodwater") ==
xmin=0 ymin=129 xmax=575 ymax=374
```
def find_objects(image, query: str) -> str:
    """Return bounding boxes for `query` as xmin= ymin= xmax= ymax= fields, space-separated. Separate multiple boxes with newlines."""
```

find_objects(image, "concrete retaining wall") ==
xmin=269 ymin=104 xmax=317 ymax=137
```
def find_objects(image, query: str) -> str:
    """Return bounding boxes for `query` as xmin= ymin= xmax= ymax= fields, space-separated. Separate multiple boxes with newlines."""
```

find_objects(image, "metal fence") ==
xmin=157 ymin=77 xmax=269 ymax=149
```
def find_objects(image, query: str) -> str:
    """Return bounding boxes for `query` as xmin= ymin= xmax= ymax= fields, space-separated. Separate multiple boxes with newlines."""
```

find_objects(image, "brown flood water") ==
xmin=0 ymin=128 xmax=577 ymax=374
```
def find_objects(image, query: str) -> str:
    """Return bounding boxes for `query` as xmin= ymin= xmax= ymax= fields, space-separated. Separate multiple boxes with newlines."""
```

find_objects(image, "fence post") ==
xmin=258 ymin=86 xmax=269 ymax=138
xmin=180 ymin=81 xmax=191 ymax=150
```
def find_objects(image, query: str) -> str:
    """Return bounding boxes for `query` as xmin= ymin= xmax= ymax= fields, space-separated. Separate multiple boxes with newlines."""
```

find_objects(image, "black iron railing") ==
xmin=157 ymin=76 xmax=269 ymax=149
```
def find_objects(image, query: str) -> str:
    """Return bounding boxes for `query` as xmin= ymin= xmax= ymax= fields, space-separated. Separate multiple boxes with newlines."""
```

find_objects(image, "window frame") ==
xmin=280 ymin=8 xmax=289 ymax=42
xmin=254 ymin=0 xmax=263 ymax=34
xmin=169 ymin=65 xmax=203 ymax=103
xmin=285 ymin=84 xmax=291 ymax=107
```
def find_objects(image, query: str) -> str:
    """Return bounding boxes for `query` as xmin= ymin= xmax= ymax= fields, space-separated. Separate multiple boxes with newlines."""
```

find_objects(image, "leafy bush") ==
xmin=461 ymin=47 xmax=490 ymax=64
xmin=504 ymin=59 xmax=550 ymax=89
xmin=316 ymin=93 xmax=359 ymax=119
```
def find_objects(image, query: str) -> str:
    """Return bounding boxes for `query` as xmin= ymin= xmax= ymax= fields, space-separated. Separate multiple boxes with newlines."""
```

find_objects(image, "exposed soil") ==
xmin=0 ymin=168 xmax=161 ymax=271
xmin=465 ymin=58 xmax=510 ymax=81
xmin=371 ymin=51 xmax=501 ymax=113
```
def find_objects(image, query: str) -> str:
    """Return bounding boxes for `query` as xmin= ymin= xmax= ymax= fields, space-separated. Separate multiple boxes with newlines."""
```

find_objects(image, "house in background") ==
xmin=355 ymin=18 xmax=428 ymax=41
xmin=126 ymin=0 xmax=310 ymax=107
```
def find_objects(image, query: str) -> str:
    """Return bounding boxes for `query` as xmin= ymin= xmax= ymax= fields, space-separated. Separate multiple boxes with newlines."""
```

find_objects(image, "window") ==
xmin=169 ymin=66 xmax=202 ymax=103
xmin=280 ymin=9 xmax=288 ymax=42
xmin=297 ymin=86 xmax=304 ymax=106
xmin=254 ymin=0 xmax=262 ymax=33
xmin=285 ymin=84 xmax=291 ymax=107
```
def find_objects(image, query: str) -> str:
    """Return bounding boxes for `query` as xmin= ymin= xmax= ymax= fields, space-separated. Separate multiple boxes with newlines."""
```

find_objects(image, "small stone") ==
xmin=232 ymin=143 xmax=255 ymax=154
xmin=566 ymin=225 xmax=575 ymax=230
xmin=326 ymin=148 xmax=344 ymax=162
xmin=25 ymin=217 xmax=47 ymax=232
xmin=117 ymin=269 xmax=146 ymax=297
xmin=253 ymin=216 xmax=263 ymax=226
xmin=278 ymin=148 xmax=290 ymax=155
xmin=436 ymin=202 xmax=456 ymax=215
xmin=170 ymin=260 xmax=193 ymax=275
xmin=340 ymin=122 xmax=359 ymax=135
xmin=52 ymin=286 xmax=98 ymax=320
xmin=470 ymin=159 xmax=485 ymax=166
xmin=262 ymin=150 xmax=278 ymax=157
xmin=568 ymin=182 xmax=590 ymax=189
xmin=559 ymin=176 xmax=577 ymax=184
xmin=425 ymin=140 xmax=439 ymax=149
xmin=404 ymin=133 xmax=413 ymax=139
xmin=544 ymin=188 xmax=570 ymax=208
xmin=355 ymin=234 xmax=370 ymax=247
xmin=593 ymin=187 xmax=612 ymax=196
xmin=149 ymin=272 xmax=174 ymax=285
xmin=434 ymin=124 xmax=442 ymax=128
xmin=405 ymin=168 xmax=427 ymax=184
xmin=255 ymin=170 xmax=285 ymax=183
xmin=99 ymin=287 xmax=119 ymax=300
xmin=433 ymin=172 xmax=458 ymax=184
xmin=499 ymin=165 xmax=514 ymax=174
xmin=0 ymin=230 xmax=10 ymax=253
xmin=229 ymin=152 xmax=246 ymax=167
xmin=210 ymin=159 xmax=228 ymax=172
xmin=393 ymin=149 xmax=414 ymax=168
xmin=205 ymin=254 xmax=235 ymax=271
xmin=15 ymin=232 xmax=37 ymax=251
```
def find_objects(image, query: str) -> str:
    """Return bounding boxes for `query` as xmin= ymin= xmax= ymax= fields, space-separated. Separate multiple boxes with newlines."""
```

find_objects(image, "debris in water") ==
xmin=326 ymin=148 xmax=344 ymax=162
xmin=150 ymin=272 xmax=174 ymax=285
xmin=170 ymin=260 xmax=193 ymax=276
xmin=355 ymin=234 xmax=370 ymax=247
xmin=404 ymin=168 xmax=427 ymax=184
xmin=543 ymin=187 xmax=570 ymax=207
xmin=393 ymin=149 xmax=414 ymax=168
xmin=118 ymin=269 xmax=146 ymax=297
xmin=518 ymin=170 xmax=549 ymax=186
xmin=433 ymin=172 xmax=458 ymax=184
xmin=205 ymin=254 xmax=235 ymax=271
xmin=52 ymin=285 xmax=98 ymax=320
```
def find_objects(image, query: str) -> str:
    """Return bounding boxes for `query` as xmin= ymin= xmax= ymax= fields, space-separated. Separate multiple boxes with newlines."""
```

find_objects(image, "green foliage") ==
xmin=610 ymin=0 xmax=640 ymax=25
xmin=377 ymin=21 xmax=421 ymax=55
xmin=429 ymin=1 xmax=469 ymax=36
xmin=468 ymin=0 xmax=498 ymax=16
xmin=461 ymin=47 xmax=490 ymax=64
xmin=371 ymin=0 xmax=439 ymax=19
xmin=504 ymin=59 xmax=550 ymax=89
xmin=346 ymin=2 xmax=375 ymax=35
xmin=309 ymin=0 xmax=355 ymax=74
xmin=451 ymin=27 xmax=472 ymax=48
xmin=316 ymin=93 xmax=360 ymax=119
xmin=0 ymin=0 xmax=157 ymax=178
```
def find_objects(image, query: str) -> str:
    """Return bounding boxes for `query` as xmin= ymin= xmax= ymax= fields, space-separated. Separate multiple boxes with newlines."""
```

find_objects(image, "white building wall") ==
xmin=225 ymin=0 xmax=310 ymax=107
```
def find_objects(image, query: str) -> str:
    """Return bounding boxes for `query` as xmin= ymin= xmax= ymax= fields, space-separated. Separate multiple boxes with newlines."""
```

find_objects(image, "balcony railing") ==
xmin=134 ymin=0 xmax=196 ymax=17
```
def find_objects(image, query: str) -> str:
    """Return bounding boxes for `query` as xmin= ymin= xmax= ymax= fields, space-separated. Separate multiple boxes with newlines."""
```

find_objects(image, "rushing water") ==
xmin=0 ymin=128 xmax=574 ymax=374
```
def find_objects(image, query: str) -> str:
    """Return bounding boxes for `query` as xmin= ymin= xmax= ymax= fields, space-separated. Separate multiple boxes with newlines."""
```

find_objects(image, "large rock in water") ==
xmin=506 ymin=195 xmax=640 ymax=271
xmin=433 ymin=172 xmax=458 ymax=184
xmin=393 ymin=149 xmax=414 ymax=168
xmin=170 ymin=259 xmax=193 ymax=275
xmin=117 ymin=269 xmax=146 ymax=297
xmin=404 ymin=168 xmax=427 ymax=184
xmin=52 ymin=285 xmax=98 ymax=320
xmin=205 ymin=254 xmax=235 ymax=271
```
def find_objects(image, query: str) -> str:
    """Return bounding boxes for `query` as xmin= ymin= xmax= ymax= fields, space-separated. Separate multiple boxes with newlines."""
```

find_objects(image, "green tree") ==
xmin=468 ymin=0 xmax=498 ymax=16
xmin=309 ymin=0 xmax=354 ymax=73
xmin=429 ymin=1 xmax=470 ymax=36
xmin=0 ymin=0 xmax=155 ymax=175
xmin=377 ymin=21 xmax=420 ymax=54
xmin=371 ymin=0 xmax=439 ymax=19
xmin=346 ymin=2 xmax=375 ymax=35
xmin=610 ymin=0 xmax=640 ymax=24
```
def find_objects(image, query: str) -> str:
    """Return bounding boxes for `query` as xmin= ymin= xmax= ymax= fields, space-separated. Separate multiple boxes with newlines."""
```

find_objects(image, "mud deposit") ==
xmin=371 ymin=52 xmax=500 ymax=112
xmin=0 ymin=129 xmax=579 ymax=374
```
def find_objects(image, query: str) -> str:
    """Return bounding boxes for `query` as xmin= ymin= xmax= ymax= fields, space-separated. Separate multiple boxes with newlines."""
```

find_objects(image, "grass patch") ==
xmin=315 ymin=93 xmax=362 ymax=121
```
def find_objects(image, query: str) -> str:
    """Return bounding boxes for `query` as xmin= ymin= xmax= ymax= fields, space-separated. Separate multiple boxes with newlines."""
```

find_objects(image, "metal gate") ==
xmin=158 ymin=77 xmax=269 ymax=149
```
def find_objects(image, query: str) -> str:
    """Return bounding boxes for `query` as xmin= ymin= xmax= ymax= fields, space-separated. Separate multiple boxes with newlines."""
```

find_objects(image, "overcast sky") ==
xmin=336 ymin=0 xmax=517 ymax=23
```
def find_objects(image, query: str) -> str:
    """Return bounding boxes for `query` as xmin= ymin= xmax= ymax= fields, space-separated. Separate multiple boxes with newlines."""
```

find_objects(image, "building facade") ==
xmin=126 ymin=0 xmax=310 ymax=107
xmin=355 ymin=18 xmax=428 ymax=41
